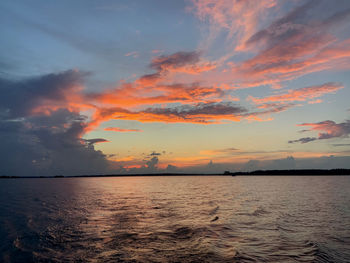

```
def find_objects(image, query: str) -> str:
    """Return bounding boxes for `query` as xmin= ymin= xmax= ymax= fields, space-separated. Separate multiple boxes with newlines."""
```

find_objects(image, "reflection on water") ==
xmin=0 ymin=176 xmax=350 ymax=262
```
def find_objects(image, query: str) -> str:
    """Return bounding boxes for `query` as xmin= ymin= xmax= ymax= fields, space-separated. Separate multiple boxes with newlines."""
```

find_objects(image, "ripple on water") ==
xmin=0 ymin=176 xmax=350 ymax=262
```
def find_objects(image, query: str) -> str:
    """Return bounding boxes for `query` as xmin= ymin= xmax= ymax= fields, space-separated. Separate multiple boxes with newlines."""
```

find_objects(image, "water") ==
xmin=0 ymin=176 xmax=350 ymax=263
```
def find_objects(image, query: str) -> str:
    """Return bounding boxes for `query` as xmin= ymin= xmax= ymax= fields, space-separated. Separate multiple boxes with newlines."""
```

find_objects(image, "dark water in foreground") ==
xmin=0 ymin=176 xmax=350 ymax=263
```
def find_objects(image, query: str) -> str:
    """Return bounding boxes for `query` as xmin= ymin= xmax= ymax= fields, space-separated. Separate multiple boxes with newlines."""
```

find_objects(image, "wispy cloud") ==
xmin=332 ymin=143 xmax=350 ymax=147
xmin=104 ymin=127 xmax=143 ymax=132
xmin=249 ymin=82 xmax=343 ymax=104
xmin=288 ymin=137 xmax=317 ymax=144
xmin=189 ymin=0 xmax=277 ymax=52
xmin=125 ymin=51 xmax=139 ymax=58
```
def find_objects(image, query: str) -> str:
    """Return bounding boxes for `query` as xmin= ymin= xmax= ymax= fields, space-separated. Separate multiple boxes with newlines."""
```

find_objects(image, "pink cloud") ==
xmin=125 ymin=51 xmax=139 ymax=58
xmin=289 ymin=120 xmax=350 ymax=143
xmin=249 ymin=82 xmax=343 ymax=104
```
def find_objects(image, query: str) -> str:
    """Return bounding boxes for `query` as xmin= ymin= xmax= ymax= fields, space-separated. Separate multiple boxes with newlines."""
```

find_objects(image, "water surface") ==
xmin=0 ymin=176 xmax=349 ymax=262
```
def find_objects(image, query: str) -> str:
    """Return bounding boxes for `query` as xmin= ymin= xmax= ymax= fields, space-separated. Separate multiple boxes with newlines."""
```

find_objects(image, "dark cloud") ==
xmin=243 ymin=155 xmax=350 ymax=171
xmin=165 ymin=164 xmax=177 ymax=172
xmin=289 ymin=120 xmax=350 ymax=144
xmin=0 ymin=70 xmax=86 ymax=119
xmin=94 ymin=100 xmax=292 ymax=124
xmin=150 ymin=51 xmax=200 ymax=71
xmin=146 ymin=156 xmax=159 ymax=170
xmin=243 ymin=160 xmax=261 ymax=172
xmin=178 ymin=155 xmax=350 ymax=174
xmin=244 ymin=102 xmax=296 ymax=119
xmin=144 ymin=102 xmax=246 ymax=118
xmin=84 ymin=138 xmax=110 ymax=145
xmin=288 ymin=137 xmax=317 ymax=144
xmin=246 ymin=0 xmax=350 ymax=49
xmin=136 ymin=72 xmax=162 ymax=85
xmin=272 ymin=156 xmax=296 ymax=169
xmin=91 ymin=101 xmax=247 ymax=125
xmin=332 ymin=144 xmax=350 ymax=147
xmin=245 ymin=0 xmax=316 ymax=47
xmin=0 ymin=72 xmax=110 ymax=176
xmin=150 ymin=151 xmax=161 ymax=156
xmin=136 ymin=51 xmax=213 ymax=85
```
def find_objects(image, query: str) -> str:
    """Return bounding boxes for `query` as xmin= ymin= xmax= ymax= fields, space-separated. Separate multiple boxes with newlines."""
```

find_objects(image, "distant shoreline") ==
xmin=230 ymin=168 xmax=350 ymax=176
xmin=0 ymin=169 xmax=349 ymax=178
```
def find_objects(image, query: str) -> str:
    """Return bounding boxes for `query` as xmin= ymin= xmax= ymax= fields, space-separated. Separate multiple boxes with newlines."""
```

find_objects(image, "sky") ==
xmin=1 ymin=0 xmax=350 ymax=176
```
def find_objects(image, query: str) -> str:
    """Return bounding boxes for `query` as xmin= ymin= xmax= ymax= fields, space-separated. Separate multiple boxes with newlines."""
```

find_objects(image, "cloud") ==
xmin=301 ymin=120 xmax=350 ymax=139
xmin=150 ymin=151 xmax=161 ymax=156
xmin=289 ymin=119 xmax=350 ymax=143
xmin=165 ymin=164 xmax=177 ymax=172
xmin=84 ymin=138 xmax=110 ymax=145
xmin=88 ymin=82 xmax=225 ymax=108
xmin=135 ymin=51 xmax=215 ymax=85
xmin=308 ymin=99 xmax=323 ymax=104
xmin=288 ymin=137 xmax=317 ymax=144
xmin=0 ymin=70 xmax=88 ymax=119
xmin=150 ymin=51 xmax=200 ymax=71
xmin=0 ymin=72 xmax=110 ymax=176
xmin=125 ymin=51 xmax=139 ymax=58
xmin=150 ymin=51 xmax=215 ymax=74
xmin=189 ymin=0 xmax=277 ymax=51
xmin=232 ymin=2 xmax=350 ymax=87
xmin=87 ymin=100 xmax=249 ymax=129
xmin=151 ymin=49 xmax=164 ymax=54
xmin=175 ymin=155 xmax=350 ymax=173
xmin=146 ymin=156 xmax=159 ymax=170
xmin=104 ymin=127 xmax=143 ymax=132
xmin=244 ymin=0 xmax=318 ymax=49
xmin=332 ymin=144 xmax=350 ymax=147
xmin=119 ymin=102 xmax=247 ymax=124
xmin=88 ymin=98 xmax=299 ymax=128
xmin=186 ymin=0 xmax=350 ymax=100
xmin=249 ymin=82 xmax=343 ymax=104
xmin=136 ymin=73 xmax=162 ymax=85
xmin=3 ymin=2 xmax=350 ymax=176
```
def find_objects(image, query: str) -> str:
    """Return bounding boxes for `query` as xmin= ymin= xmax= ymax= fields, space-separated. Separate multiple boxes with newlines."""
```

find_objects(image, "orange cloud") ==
xmin=104 ymin=127 xmax=143 ymax=132
xmin=308 ymin=99 xmax=322 ymax=104
xmin=87 ymin=102 xmax=246 ymax=128
xmin=25 ymin=9 xmax=350 ymax=135
xmin=249 ymin=82 xmax=343 ymax=104
xmin=238 ymin=40 xmax=350 ymax=87
xmin=222 ymin=1 xmax=350 ymax=88
xmin=85 ymin=99 xmax=297 ymax=131
xmin=88 ymin=82 xmax=225 ymax=108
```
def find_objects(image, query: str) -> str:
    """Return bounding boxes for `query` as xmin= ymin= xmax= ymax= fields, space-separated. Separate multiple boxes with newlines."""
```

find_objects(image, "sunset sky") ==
xmin=1 ymin=0 xmax=350 ymax=176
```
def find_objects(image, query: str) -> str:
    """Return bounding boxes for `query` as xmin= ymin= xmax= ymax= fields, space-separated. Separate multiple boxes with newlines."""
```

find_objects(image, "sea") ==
xmin=0 ymin=176 xmax=349 ymax=263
